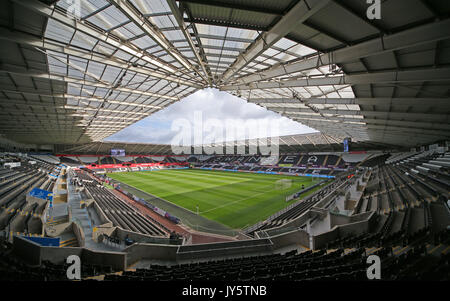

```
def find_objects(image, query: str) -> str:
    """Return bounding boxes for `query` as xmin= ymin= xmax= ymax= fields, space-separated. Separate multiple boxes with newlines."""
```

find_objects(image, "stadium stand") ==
xmin=134 ymin=157 xmax=154 ymax=164
xmin=247 ymin=174 xmax=353 ymax=234
xmin=2 ymin=234 xmax=448 ymax=281
xmin=46 ymin=153 xmax=371 ymax=179
xmin=0 ymin=155 xmax=56 ymax=238
xmin=74 ymin=171 xmax=168 ymax=237
xmin=0 ymin=149 xmax=448 ymax=282
xmin=59 ymin=156 xmax=81 ymax=166
xmin=104 ymin=244 xmax=449 ymax=281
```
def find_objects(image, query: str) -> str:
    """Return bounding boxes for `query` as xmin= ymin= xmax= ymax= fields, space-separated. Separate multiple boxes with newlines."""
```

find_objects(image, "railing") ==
xmin=182 ymin=219 xmax=242 ymax=237
xmin=243 ymin=177 xmax=345 ymax=234
xmin=244 ymin=170 xmax=365 ymax=235
xmin=71 ymin=216 xmax=83 ymax=228
xmin=264 ymin=226 xmax=300 ymax=237
xmin=133 ymin=235 xmax=183 ymax=246
xmin=176 ymin=238 xmax=273 ymax=256
xmin=285 ymin=179 xmax=329 ymax=201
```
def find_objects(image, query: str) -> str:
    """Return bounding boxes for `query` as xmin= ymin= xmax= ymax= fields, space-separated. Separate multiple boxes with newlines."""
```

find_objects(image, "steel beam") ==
xmin=291 ymin=115 xmax=450 ymax=130
xmin=221 ymin=0 xmax=331 ymax=83
xmin=247 ymin=97 xmax=450 ymax=107
xmin=167 ymin=0 xmax=211 ymax=84
xmin=13 ymin=0 xmax=181 ymax=74
xmin=295 ymin=119 xmax=447 ymax=139
xmin=0 ymin=110 xmax=142 ymax=120
xmin=221 ymin=67 xmax=450 ymax=90
xmin=291 ymin=117 xmax=450 ymax=136
xmin=108 ymin=0 xmax=208 ymax=83
xmin=0 ymin=92 xmax=162 ymax=109
xmin=279 ymin=108 xmax=449 ymax=122
xmin=0 ymin=64 xmax=179 ymax=100
xmin=235 ymin=18 xmax=450 ymax=84
xmin=176 ymin=0 xmax=284 ymax=15
xmin=0 ymin=28 xmax=203 ymax=89
xmin=365 ymin=125 xmax=450 ymax=137
xmin=0 ymin=98 xmax=161 ymax=112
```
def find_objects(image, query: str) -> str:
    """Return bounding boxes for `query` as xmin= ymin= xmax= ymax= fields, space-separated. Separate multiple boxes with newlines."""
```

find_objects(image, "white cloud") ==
xmin=105 ymin=88 xmax=318 ymax=144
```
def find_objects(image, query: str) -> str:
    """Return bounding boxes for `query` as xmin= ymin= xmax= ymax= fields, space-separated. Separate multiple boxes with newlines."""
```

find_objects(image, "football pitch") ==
xmin=108 ymin=169 xmax=326 ymax=229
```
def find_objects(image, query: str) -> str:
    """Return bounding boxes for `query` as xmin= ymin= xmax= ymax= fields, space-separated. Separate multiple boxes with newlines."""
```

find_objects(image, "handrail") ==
xmin=182 ymin=219 xmax=241 ymax=237
xmin=130 ymin=233 xmax=183 ymax=246
xmin=243 ymin=170 xmax=362 ymax=234
xmin=243 ymin=176 xmax=345 ymax=234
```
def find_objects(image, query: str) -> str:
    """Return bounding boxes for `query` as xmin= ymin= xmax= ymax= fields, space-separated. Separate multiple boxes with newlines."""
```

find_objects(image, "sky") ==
xmin=105 ymin=88 xmax=318 ymax=145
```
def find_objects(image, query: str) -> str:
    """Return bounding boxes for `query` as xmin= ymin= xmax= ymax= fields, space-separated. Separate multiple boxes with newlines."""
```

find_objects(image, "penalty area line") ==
xmin=199 ymin=190 xmax=269 ymax=215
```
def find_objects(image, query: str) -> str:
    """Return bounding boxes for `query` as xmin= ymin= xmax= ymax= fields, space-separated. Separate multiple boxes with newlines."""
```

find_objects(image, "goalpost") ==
xmin=275 ymin=179 xmax=292 ymax=190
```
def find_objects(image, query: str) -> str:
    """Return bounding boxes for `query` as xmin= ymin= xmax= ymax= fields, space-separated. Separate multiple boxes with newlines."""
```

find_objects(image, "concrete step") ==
xmin=60 ymin=237 xmax=78 ymax=247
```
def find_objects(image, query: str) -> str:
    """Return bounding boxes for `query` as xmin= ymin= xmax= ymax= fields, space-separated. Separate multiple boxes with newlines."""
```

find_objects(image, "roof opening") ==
xmin=105 ymin=88 xmax=318 ymax=145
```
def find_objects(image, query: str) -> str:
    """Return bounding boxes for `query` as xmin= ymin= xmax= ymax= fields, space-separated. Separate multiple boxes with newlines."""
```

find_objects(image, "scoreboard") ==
xmin=111 ymin=149 xmax=126 ymax=156
xmin=343 ymin=138 xmax=351 ymax=152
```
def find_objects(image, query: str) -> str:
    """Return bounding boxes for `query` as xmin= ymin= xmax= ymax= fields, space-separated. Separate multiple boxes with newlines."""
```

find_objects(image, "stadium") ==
xmin=0 ymin=0 xmax=449 ymax=287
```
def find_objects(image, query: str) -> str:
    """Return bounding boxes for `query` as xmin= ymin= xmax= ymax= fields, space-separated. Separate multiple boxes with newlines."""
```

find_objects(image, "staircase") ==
xmin=59 ymin=236 xmax=78 ymax=247
xmin=65 ymin=173 xmax=123 ymax=252
xmin=356 ymin=153 xmax=375 ymax=168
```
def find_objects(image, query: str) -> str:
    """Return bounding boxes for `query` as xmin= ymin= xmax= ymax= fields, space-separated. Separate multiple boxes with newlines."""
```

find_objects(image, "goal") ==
xmin=275 ymin=179 xmax=292 ymax=190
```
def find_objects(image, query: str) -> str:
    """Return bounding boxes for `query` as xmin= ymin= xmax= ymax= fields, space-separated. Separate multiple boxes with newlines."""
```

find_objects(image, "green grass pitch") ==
xmin=108 ymin=169 xmax=325 ymax=229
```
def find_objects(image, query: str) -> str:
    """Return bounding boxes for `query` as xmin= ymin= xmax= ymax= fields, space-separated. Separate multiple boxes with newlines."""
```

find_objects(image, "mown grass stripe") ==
xmin=109 ymin=169 xmax=323 ymax=229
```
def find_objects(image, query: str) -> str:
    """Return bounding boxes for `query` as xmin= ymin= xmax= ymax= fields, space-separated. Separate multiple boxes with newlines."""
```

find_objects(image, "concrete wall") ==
xmin=312 ymin=227 xmax=340 ymax=249
xmin=125 ymin=243 xmax=179 ymax=265
xmin=91 ymin=202 xmax=110 ymax=225
xmin=40 ymin=246 xmax=83 ymax=264
xmin=12 ymin=235 xmax=42 ymax=266
xmin=82 ymin=249 xmax=127 ymax=270
xmin=115 ymin=227 xmax=181 ymax=245
xmin=178 ymin=238 xmax=270 ymax=252
xmin=340 ymin=212 xmax=375 ymax=235
xmin=266 ymin=211 xmax=312 ymax=233
xmin=329 ymin=211 xmax=373 ymax=227
xmin=92 ymin=226 xmax=115 ymax=242
xmin=12 ymin=234 xmax=126 ymax=270
xmin=270 ymin=228 xmax=310 ymax=250
xmin=338 ymin=220 xmax=370 ymax=238
xmin=312 ymin=211 xmax=376 ymax=249
xmin=39 ymin=247 xmax=126 ymax=270
xmin=115 ymin=227 xmax=157 ymax=241
xmin=175 ymin=239 xmax=274 ymax=261
xmin=72 ymin=221 xmax=85 ymax=248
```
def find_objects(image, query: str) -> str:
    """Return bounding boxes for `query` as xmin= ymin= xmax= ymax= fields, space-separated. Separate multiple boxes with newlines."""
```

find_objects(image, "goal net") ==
xmin=275 ymin=179 xmax=292 ymax=190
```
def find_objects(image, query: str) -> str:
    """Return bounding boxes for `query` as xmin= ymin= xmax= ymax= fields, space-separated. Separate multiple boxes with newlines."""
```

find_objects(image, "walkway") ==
xmin=67 ymin=174 xmax=124 ymax=252
xmin=112 ymin=181 xmax=236 ymax=237
xmin=111 ymin=189 xmax=238 ymax=244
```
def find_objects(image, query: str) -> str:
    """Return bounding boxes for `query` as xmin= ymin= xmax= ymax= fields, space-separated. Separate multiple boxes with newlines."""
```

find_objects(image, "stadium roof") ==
xmin=0 ymin=0 xmax=449 ymax=147
xmin=54 ymin=132 xmax=395 ymax=155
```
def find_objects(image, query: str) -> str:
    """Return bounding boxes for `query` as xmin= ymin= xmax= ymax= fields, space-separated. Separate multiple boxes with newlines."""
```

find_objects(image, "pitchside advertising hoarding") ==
xmin=197 ymin=167 xmax=335 ymax=178
xmin=115 ymin=187 xmax=181 ymax=224
xmin=83 ymin=162 xmax=188 ymax=169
